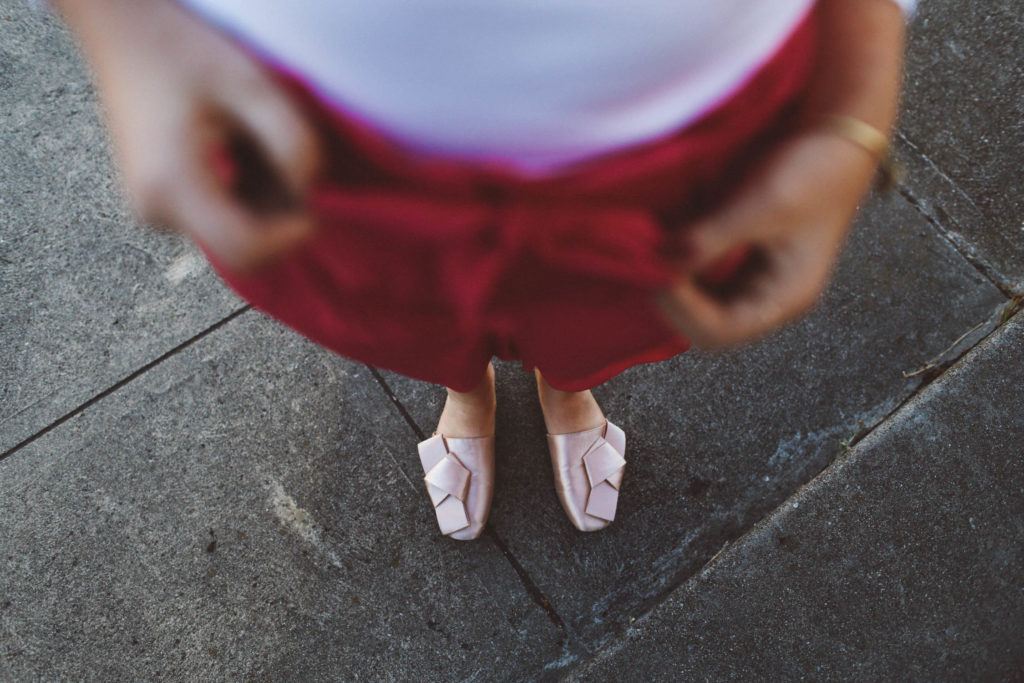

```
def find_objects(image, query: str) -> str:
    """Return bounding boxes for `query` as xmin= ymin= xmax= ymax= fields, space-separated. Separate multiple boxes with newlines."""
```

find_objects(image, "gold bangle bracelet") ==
xmin=824 ymin=115 xmax=890 ymax=161
xmin=823 ymin=114 xmax=905 ymax=192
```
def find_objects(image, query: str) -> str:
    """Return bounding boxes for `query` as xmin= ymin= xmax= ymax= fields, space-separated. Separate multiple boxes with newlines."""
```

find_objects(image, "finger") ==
xmin=177 ymin=182 xmax=314 ymax=273
xmin=657 ymin=279 xmax=736 ymax=348
xmin=709 ymin=237 xmax=837 ymax=344
xmin=756 ymin=230 xmax=838 ymax=321
xmin=685 ymin=174 xmax=799 ymax=273
xmin=684 ymin=129 xmax=865 ymax=273
xmin=662 ymin=278 xmax=784 ymax=350
xmin=152 ymin=125 xmax=314 ymax=272
xmin=215 ymin=72 xmax=321 ymax=203
xmin=717 ymin=277 xmax=796 ymax=342
xmin=660 ymin=238 xmax=833 ymax=350
xmin=181 ymin=195 xmax=313 ymax=273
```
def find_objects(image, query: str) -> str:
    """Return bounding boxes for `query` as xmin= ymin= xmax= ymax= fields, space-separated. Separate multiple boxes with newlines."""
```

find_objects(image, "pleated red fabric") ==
xmin=204 ymin=8 xmax=818 ymax=392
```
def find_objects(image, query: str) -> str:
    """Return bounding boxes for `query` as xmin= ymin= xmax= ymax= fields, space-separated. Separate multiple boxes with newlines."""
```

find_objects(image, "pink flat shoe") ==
xmin=547 ymin=419 xmax=627 ymax=532
xmin=418 ymin=432 xmax=495 ymax=541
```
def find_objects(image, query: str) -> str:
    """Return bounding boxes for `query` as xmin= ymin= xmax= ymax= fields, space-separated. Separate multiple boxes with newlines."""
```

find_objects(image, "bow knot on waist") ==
xmin=311 ymin=186 xmax=675 ymax=288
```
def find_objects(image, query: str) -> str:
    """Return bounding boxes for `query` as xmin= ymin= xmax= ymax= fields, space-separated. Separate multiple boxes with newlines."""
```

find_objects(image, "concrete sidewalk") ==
xmin=2 ymin=0 xmax=1022 ymax=679
xmin=574 ymin=314 xmax=1024 ymax=680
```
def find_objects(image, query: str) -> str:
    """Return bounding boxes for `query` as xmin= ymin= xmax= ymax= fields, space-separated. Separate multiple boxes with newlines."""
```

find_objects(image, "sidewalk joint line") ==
xmin=898 ymin=185 xmax=1017 ymax=298
xmin=841 ymin=306 xmax=1021 ymax=454
xmin=894 ymin=134 xmax=1020 ymax=298
xmin=0 ymin=305 xmax=250 ymax=465
xmin=366 ymin=364 xmax=581 ymax=661
xmin=366 ymin=366 xmax=427 ymax=441
xmin=486 ymin=526 xmax=579 ymax=654
xmin=562 ymin=306 xmax=1024 ymax=676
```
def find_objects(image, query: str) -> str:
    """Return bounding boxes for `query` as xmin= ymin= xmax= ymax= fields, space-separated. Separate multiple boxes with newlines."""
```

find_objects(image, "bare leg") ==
xmin=535 ymin=368 xmax=605 ymax=435
xmin=435 ymin=362 xmax=497 ymax=437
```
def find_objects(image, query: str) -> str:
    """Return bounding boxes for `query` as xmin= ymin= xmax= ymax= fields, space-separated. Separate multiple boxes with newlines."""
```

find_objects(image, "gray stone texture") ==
xmin=898 ymin=0 xmax=1024 ymax=288
xmin=574 ymin=313 xmax=1024 ymax=681
xmin=0 ymin=2 xmax=241 ymax=452
xmin=0 ymin=313 xmax=563 ymax=680
xmin=2 ymin=0 xmax=1023 ymax=679
xmin=380 ymin=193 xmax=1007 ymax=653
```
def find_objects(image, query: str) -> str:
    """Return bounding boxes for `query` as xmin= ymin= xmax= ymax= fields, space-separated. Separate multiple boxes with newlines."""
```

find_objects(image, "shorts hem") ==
xmin=528 ymin=337 xmax=691 ymax=392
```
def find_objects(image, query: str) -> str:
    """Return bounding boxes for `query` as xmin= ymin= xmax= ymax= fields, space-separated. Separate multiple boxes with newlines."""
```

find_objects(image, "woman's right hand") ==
xmin=54 ymin=0 xmax=321 ymax=273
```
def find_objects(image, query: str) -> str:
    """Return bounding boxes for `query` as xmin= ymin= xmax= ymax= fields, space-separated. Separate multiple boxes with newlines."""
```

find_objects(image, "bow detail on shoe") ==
xmin=581 ymin=424 xmax=627 ymax=522
xmin=418 ymin=434 xmax=472 ymax=535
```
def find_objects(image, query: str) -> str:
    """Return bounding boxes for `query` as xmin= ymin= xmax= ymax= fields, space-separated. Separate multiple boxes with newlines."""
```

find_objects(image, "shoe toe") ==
xmin=419 ymin=434 xmax=495 ymax=540
xmin=548 ymin=420 xmax=625 ymax=532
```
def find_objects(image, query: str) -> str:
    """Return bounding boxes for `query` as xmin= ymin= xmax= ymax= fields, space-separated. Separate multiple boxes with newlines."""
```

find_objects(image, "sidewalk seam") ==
xmin=365 ymin=366 xmax=584 ymax=672
xmin=0 ymin=305 xmax=250 ymax=465
xmin=558 ymin=306 xmax=1023 ymax=678
xmin=895 ymin=132 xmax=1022 ymax=298
xmin=366 ymin=366 xmax=428 ymax=441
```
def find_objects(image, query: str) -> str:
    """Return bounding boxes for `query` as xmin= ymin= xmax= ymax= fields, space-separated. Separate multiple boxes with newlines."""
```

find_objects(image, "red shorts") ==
xmin=206 ymin=9 xmax=817 ymax=392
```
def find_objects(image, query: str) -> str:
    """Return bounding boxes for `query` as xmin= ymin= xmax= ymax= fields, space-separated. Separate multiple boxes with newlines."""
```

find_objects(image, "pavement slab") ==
xmin=573 ymin=312 xmax=1024 ymax=681
xmin=0 ymin=312 xmax=563 ymax=680
xmin=0 ymin=2 xmax=241 ymax=452
xmin=380 ymin=193 xmax=1006 ymax=658
xmin=2 ymin=1 xmax=1021 ymax=679
xmin=897 ymin=0 xmax=1024 ymax=288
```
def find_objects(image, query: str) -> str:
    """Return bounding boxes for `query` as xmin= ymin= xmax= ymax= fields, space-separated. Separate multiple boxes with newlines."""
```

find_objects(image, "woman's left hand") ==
xmin=656 ymin=0 xmax=906 ymax=351
xmin=655 ymin=126 xmax=878 ymax=350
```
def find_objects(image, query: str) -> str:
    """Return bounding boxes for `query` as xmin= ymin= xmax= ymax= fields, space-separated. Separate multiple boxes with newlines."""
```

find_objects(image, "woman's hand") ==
xmin=54 ymin=0 xmax=321 ymax=272
xmin=656 ymin=0 xmax=906 ymax=350
xmin=656 ymin=128 xmax=879 ymax=349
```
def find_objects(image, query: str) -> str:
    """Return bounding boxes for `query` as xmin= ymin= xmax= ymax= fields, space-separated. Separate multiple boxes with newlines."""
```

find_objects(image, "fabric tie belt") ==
xmin=311 ymin=185 xmax=676 ymax=321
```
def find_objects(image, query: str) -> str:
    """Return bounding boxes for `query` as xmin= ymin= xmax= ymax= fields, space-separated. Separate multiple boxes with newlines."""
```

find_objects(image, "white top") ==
xmin=179 ymin=0 xmax=915 ymax=176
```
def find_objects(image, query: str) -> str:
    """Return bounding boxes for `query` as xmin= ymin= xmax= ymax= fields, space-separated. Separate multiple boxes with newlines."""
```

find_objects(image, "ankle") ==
xmin=446 ymin=390 xmax=496 ymax=417
xmin=538 ymin=388 xmax=593 ymax=416
xmin=534 ymin=369 xmax=604 ymax=435
xmin=447 ymin=364 xmax=495 ymax=407
xmin=535 ymin=369 xmax=585 ymax=405
xmin=437 ymin=364 xmax=496 ymax=438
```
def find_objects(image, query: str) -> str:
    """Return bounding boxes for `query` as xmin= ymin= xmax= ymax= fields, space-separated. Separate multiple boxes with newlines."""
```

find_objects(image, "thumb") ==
xmin=170 ymin=137 xmax=315 ymax=273
xmin=684 ymin=137 xmax=820 ymax=271
xmin=685 ymin=180 xmax=790 ymax=273
xmin=215 ymin=76 xmax=322 ymax=209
